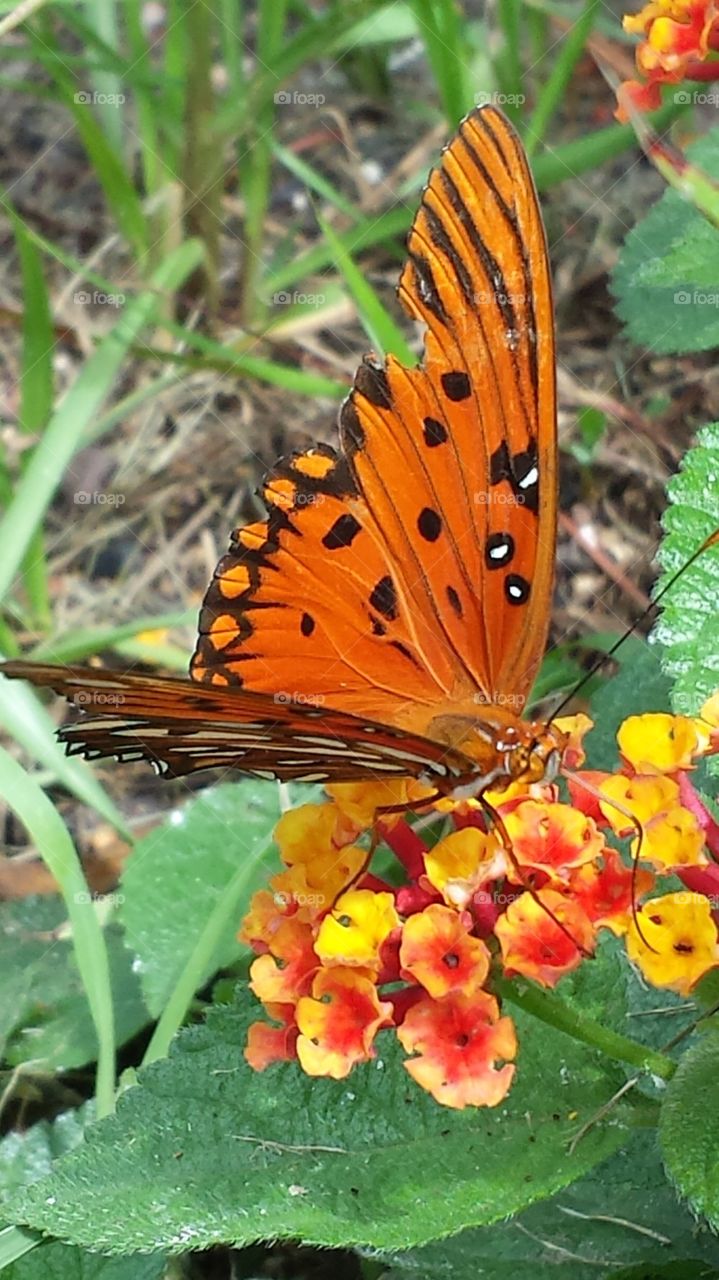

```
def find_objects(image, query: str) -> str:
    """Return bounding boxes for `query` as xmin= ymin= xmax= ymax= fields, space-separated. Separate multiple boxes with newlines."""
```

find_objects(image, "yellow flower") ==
xmin=424 ymin=828 xmax=507 ymax=910
xmin=599 ymin=774 xmax=705 ymax=869
xmin=618 ymin=712 xmax=702 ymax=774
xmin=626 ymin=892 xmax=719 ymax=994
xmin=314 ymin=889 xmax=399 ymax=969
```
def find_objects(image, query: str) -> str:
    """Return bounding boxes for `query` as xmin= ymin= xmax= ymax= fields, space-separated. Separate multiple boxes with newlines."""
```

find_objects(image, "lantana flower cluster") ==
xmin=619 ymin=0 xmax=719 ymax=116
xmin=241 ymin=697 xmax=719 ymax=1110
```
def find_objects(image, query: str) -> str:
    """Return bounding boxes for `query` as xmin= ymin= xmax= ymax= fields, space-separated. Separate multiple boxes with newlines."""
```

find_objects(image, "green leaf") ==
xmin=582 ymin=639 xmax=672 ymax=771
xmin=0 ymin=1104 xmax=91 ymax=1211
xmin=7 ymin=989 xmax=627 ymax=1253
xmin=376 ymin=1132 xmax=719 ymax=1279
xmin=119 ymin=782 xmax=280 ymax=1018
xmin=611 ymin=126 xmax=719 ymax=354
xmin=2 ymin=1242 xmax=167 ymax=1280
xmin=0 ymin=897 xmax=148 ymax=1072
xmin=659 ymin=1026 xmax=719 ymax=1228
xmin=652 ymin=422 xmax=719 ymax=714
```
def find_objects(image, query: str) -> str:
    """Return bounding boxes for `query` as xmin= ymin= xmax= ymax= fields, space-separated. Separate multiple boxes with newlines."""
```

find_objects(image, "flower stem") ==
xmin=496 ymin=977 xmax=677 ymax=1081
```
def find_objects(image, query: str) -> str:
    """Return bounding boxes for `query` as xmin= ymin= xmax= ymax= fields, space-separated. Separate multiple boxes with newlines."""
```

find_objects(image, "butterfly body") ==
xmin=2 ymin=106 xmax=561 ymax=808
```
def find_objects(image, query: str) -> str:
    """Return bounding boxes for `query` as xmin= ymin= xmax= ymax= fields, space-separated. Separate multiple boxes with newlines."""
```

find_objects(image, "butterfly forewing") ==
xmin=191 ymin=104 xmax=556 ymax=737
xmin=1 ymin=662 xmax=474 ymax=783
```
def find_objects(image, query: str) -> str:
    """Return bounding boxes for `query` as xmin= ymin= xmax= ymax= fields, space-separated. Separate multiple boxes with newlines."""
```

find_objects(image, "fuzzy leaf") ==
xmin=6 ymin=987 xmax=628 ymax=1254
xmin=659 ymin=1027 xmax=719 ymax=1229
xmin=611 ymin=127 xmax=719 ymax=354
xmin=652 ymin=421 xmax=719 ymax=714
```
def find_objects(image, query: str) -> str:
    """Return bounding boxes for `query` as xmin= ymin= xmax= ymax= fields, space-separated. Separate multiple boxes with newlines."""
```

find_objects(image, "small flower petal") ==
xmin=399 ymin=904 xmax=490 ymax=997
xmin=495 ymin=889 xmax=595 ymax=986
xmin=626 ymin=891 xmax=719 ymax=994
xmin=296 ymin=967 xmax=393 ymax=1078
xmin=397 ymin=990 xmax=516 ymax=1109
xmin=315 ymin=889 xmax=400 ymax=969
xmin=424 ymin=827 xmax=507 ymax=909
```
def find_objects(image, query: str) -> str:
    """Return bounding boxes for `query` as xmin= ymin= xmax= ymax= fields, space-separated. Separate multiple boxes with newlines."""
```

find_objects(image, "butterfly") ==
xmin=2 ymin=105 xmax=566 ymax=803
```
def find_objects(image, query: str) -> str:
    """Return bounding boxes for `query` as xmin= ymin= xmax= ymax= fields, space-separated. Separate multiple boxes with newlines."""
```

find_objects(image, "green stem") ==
xmin=497 ymin=977 xmax=677 ymax=1080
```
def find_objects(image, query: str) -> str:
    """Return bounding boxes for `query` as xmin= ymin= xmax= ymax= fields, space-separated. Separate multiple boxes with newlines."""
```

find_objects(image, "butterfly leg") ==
xmin=564 ymin=770 xmax=655 ymax=952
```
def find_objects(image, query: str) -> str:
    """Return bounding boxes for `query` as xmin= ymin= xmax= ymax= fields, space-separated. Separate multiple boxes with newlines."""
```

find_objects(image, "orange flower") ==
xmin=618 ymin=0 xmax=719 ymax=117
xmin=296 ymin=967 xmax=393 ymax=1078
xmin=554 ymin=712 xmax=593 ymax=770
xmin=495 ymin=889 xmax=595 ymax=987
xmin=626 ymin=891 xmax=719 ymax=993
xmin=503 ymin=800 xmax=605 ymax=881
xmin=397 ymin=990 xmax=516 ymax=1109
xmin=399 ymin=904 xmax=490 ymax=998
xmin=569 ymin=849 xmax=655 ymax=934
xmin=239 ymin=887 xmax=289 ymax=948
xmin=249 ymin=917 xmax=318 ymax=1004
xmin=245 ymin=1004 xmax=298 ymax=1070
xmin=315 ymin=889 xmax=399 ymax=969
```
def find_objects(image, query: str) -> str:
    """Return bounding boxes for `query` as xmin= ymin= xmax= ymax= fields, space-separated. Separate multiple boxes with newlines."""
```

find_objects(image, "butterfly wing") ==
xmin=191 ymin=105 xmax=556 ymax=732
xmin=0 ymin=661 xmax=474 ymax=783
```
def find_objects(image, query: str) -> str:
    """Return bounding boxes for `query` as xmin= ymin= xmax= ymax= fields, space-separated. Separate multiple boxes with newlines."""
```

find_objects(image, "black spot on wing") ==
xmin=355 ymin=359 xmax=392 ymax=409
xmin=369 ymin=575 xmax=398 ymax=620
xmin=446 ymin=585 xmax=462 ymax=618
xmin=418 ymin=507 xmax=442 ymax=543
xmin=485 ymin=533 xmax=515 ymax=569
xmin=441 ymin=371 xmax=471 ymax=402
xmin=300 ymin=612 xmax=315 ymax=637
xmin=505 ymin=574 xmax=530 ymax=605
xmin=322 ymin=513 xmax=362 ymax=550
xmin=423 ymin=416 xmax=447 ymax=447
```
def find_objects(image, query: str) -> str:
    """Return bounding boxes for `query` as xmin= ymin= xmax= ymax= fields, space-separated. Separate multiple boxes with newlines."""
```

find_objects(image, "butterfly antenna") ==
xmin=548 ymin=527 xmax=719 ymax=722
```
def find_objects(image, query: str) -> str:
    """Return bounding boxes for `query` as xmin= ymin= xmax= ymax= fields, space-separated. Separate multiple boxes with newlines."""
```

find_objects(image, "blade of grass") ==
xmin=524 ymin=0 xmax=600 ymax=156
xmin=12 ymin=213 xmax=54 ymax=628
xmin=29 ymin=609 xmax=197 ymax=664
xmin=274 ymin=140 xmax=360 ymax=220
xmin=27 ymin=28 xmax=148 ymax=259
xmin=238 ymin=0 xmax=289 ymax=322
xmin=0 ymin=238 xmax=204 ymax=606
xmin=533 ymin=100 xmax=685 ymax=188
xmin=317 ymin=210 xmax=414 ymax=361
xmin=141 ymin=834 xmax=275 ymax=1065
xmin=0 ymin=672 xmax=131 ymax=837
xmin=0 ymin=747 xmax=117 ymax=1117
xmin=265 ymin=205 xmax=410 ymax=293
xmin=80 ymin=0 xmax=123 ymax=149
xmin=182 ymin=0 xmax=222 ymax=312
xmin=0 ymin=1226 xmax=39 ymax=1270
xmin=140 ymin=322 xmax=346 ymax=397
xmin=494 ymin=0 xmax=523 ymax=122
xmin=408 ymin=0 xmax=472 ymax=125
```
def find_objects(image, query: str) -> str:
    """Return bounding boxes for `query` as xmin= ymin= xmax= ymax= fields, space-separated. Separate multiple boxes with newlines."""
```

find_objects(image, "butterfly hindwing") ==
xmin=0 ymin=662 xmax=473 ymax=783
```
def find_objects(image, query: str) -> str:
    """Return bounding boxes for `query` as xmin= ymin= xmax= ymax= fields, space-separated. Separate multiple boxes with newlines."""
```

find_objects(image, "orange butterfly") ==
xmin=2 ymin=106 xmax=565 ymax=802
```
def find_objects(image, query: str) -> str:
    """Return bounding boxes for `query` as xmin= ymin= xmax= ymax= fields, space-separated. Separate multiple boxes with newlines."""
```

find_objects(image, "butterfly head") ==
xmin=500 ymin=721 xmax=567 ymax=785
